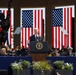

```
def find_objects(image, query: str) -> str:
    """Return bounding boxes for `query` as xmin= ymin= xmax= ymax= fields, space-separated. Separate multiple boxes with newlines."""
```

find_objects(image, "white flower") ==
xmin=11 ymin=62 xmax=18 ymax=67
xmin=65 ymin=63 xmax=69 ymax=66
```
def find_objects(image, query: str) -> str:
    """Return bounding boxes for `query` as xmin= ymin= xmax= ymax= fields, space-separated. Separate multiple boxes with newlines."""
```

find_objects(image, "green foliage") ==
xmin=32 ymin=61 xmax=41 ymax=71
xmin=21 ymin=60 xmax=31 ymax=69
xmin=64 ymin=63 xmax=73 ymax=70
xmin=32 ymin=61 xmax=53 ymax=71
xmin=54 ymin=60 xmax=64 ymax=69
xmin=32 ymin=61 xmax=53 ymax=75
xmin=11 ymin=60 xmax=31 ymax=75
xmin=11 ymin=61 xmax=23 ymax=75
xmin=54 ymin=60 xmax=73 ymax=70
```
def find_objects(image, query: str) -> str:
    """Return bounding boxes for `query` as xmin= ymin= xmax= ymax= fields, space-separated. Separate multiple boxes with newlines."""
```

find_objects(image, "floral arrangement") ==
xmin=53 ymin=60 xmax=73 ymax=70
xmin=21 ymin=60 xmax=31 ymax=69
xmin=32 ymin=61 xmax=53 ymax=75
xmin=64 ymin=63 xmax=73 ymax=70
xmin=11 ymin=60 xmax=31 ymax=75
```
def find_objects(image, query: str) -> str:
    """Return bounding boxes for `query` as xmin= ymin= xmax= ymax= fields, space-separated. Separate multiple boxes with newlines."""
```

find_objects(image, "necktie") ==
xmin=35 ymin=35 xmax=39 ymax=41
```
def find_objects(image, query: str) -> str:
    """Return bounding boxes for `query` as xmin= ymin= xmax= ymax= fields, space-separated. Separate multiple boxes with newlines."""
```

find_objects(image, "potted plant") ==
xmin=53 ymin=60 xmax=73 ymax=75
xmin=32 ymin=61 xmax=53 ymax=75
xmin=11 ymin=60 xmax=31 ymax=75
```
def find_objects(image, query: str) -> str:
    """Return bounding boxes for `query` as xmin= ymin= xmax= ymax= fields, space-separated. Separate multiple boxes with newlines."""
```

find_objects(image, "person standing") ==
xmin=30 ymin=28 xmax=43 ymax=42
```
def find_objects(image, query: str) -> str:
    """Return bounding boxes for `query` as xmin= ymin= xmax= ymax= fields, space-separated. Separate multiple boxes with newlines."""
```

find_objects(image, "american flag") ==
xmin=52 ymin=6 xmax=75 ymax=49
xmin=21 ymin=8 xmax=45 ymax=48
xmin=0 ymin=8 xmax=14 ymax=48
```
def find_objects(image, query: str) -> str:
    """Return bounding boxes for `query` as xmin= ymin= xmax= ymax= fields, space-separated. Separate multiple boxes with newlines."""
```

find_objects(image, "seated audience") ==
xmin=16 ymin=49 xmax=22 ymax=56
xmin=0 ymin=47 xmax=7 ymax=56
xmin=48 ymin=46 xmax=54 ymax=56
xmin=21 ymin=46 xmax=28 ymax=56
xmin=16 ymin=46 xmax=28 ymax=56
xmin=67 ymin=47 xmax=75 ymax=56
xmin=15 ymin=45 xmax=20 ymax=51
xmin=7 ymin=45 xmax=12 ymax=52
xmin=60 ymin=46 xmax=67 ymax=56
xmin=1 ymin=42 xmax=6 ymax=48
xmin=15 ymin=45 xmax=21 ymax=56
xmin=7 ymin=45 xmax=12 ymax=55
xmin=11 ymin=50 xmax=16 ymax=56
xmin=52 ymin=48 xmax=60 ymax=56
xmin=60 ymin=50 xmax=67 ymax=56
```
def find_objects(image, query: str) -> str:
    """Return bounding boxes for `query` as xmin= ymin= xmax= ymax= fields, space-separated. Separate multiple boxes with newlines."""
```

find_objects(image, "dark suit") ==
xmin=30 ymin=34 xmax=43 ymax=42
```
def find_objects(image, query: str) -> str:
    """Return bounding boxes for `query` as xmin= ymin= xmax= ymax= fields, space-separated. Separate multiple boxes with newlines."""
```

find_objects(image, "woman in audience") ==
xmin=52 ymin=48 xmax=60 ymax=56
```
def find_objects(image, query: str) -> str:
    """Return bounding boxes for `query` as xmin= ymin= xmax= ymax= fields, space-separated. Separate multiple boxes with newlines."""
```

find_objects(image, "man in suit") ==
xmin=30 ymin=28 xmax=44 ymax=42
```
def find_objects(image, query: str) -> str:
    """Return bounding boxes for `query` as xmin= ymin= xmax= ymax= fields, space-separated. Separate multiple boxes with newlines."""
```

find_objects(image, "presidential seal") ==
xmin=36 ymin=42 xmax=43 ymax=50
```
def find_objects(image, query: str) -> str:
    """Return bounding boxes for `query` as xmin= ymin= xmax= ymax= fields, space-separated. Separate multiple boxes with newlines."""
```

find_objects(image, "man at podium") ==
xmin=30 ymin=28 xmax=44 ymax=42
xmin=29 ymin=28 xmax=48 ymax=61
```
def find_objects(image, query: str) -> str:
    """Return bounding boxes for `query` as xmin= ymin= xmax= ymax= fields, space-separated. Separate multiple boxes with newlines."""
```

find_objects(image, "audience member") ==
xmin=67 ymin=47 xmax=75 ymax=56
xmin=7 ymin=45 xmax=12 ymax=56
xmin=0 ymin=47 xmax=7 ymax=56
xmin=52 ymin=48 xmax=60 ymax=56
xmin=16 ymin=49 xmax=22 ymax=56
xmin=48 ymin=46 xmax=54 ymax=56
xmin=60 ymin=46 xmax=67 ymax=56
xmin=7 ymin=45 xmax=12 ymax=52
xmin=11 ymin=50 xmax=16 ymax=56
xmin=1 ymin=42 xmax=6 ymax=48
xmin=15 ymin=45 xmax=20 ymax=51
xmin=60 ymin=50 xmax=66 ymax=56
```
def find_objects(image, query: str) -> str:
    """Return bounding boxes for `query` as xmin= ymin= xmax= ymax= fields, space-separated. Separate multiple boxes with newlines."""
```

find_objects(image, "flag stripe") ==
xmin=60 ymin=27 xmax=61 ymax=49
xmin=55 ymin=27 xmax=57 ymax=48
xmin=26 ymin=28 xmax=28 ymax=47
xmin=23 ymin=29 xmax=24 ymax=46
xmin=34 ymin=10 xmax=36 ymax=31
xmin=58 ymin=27 xmax=60 ymax=49
xmin=41 ymin=10 xmax=44 ymax=36
xmin=36 ymin=10 xmax=38 ymax=29
xmin=57 ymin=27 xmax=58 ymax=48
xmin=54 ymin=27 xmax=56 ymax=48
xmin=38 ymin=10 xmax=40 ymax=34
xmin=52 ymin=27 xmax=54 ymax=47
xmin=22 ymin=28 xmax=23 ymax=46
xmin=9 ymin=11 xmax=11 ymax=46
xmin=69 ymin=8 xmax=72 ymax=47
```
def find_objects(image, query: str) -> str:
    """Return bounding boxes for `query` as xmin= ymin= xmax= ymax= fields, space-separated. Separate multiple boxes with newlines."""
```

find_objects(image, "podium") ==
xmin=30 ymin=41 xmax=48 ymax=61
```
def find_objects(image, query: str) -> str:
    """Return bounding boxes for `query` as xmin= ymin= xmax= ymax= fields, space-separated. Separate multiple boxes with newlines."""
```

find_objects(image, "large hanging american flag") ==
xmin=52 ymin=6 xmax=75 ymax=49
xmin=0 ymin=8 xmax=14 ymax=48
xmin=21 ymin=8 xmax=45 ymax=48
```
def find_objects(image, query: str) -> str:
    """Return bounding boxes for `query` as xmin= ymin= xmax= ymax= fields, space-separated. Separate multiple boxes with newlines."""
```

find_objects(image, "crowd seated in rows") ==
xmin=0 ymin=42 xmax=30 ymax=56
xmin=0 ymin=42 xmax=75 ymax=57
xmin=48 ymin=46 xmax=75 ymax=57
xmin=0 ymin=46 xmax=74 ymax=57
